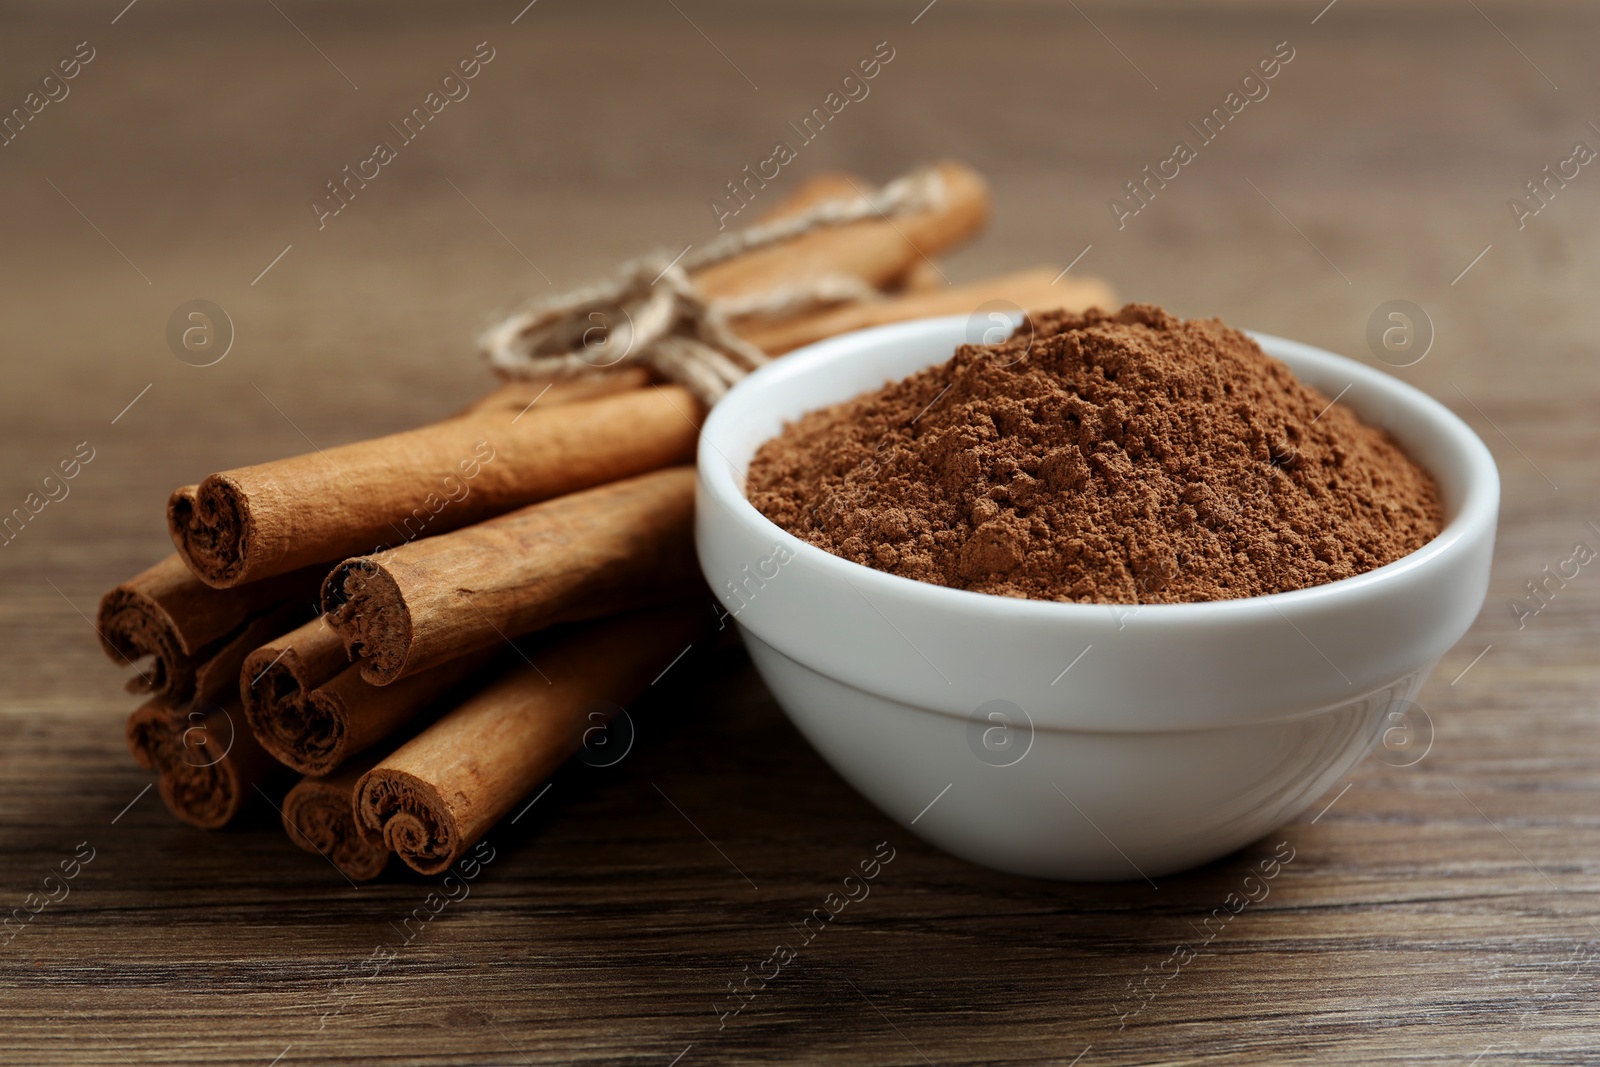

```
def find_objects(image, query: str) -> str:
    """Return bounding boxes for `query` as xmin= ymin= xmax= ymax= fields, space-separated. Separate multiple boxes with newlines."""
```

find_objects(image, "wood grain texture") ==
xmin=1 ymin=3 xmax=1597 ymax=1064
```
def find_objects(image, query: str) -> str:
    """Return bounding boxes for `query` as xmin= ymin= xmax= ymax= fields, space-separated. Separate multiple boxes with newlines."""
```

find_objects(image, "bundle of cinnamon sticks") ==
xmin=97 ymin=162 xmax=1114 ymax=880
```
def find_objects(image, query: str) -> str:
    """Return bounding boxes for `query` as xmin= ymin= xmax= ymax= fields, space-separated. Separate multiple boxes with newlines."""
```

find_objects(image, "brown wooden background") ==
xmin=1 ymin=2 xmax=1596 ymax=1064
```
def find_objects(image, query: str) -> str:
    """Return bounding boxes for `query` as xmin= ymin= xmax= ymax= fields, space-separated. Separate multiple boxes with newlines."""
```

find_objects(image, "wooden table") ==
xmin=1 ymin=3 xmax=1596 ymax=1063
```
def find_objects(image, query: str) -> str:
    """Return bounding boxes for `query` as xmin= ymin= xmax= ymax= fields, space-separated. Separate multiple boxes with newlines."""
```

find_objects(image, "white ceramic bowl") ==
xmin=695 ymin=316 xmax=1499 ymax=880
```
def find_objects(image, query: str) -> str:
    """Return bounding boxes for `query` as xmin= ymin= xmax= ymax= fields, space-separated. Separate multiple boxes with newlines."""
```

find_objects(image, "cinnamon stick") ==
xmin=356 ymin=604 xmax=708 ymax=874
xmin=126 ymin=699 xmax=285 ymax=829
xmin=239 ymin=615 xmax=346 ymax=768
xmin=322 ymin=466 xmax=698 ymax=685
xmin=694 ymin=161 xmax=990 ymax=300
xmin=168 ymin=385 xmax=702 ymax=589
xmin=190 ymin=605 xmax=310 ymax=705
xmin=422 ymin=174 xmax=883 ymax=423
xmin=738 ymin=267 xmax=1117 ymax=355
xmin=756 ymin=170 xmax=867 ymax=219
xmin=452 ymin=367 xmax=655 ymax=418
xmin=126 ymin=697 xmax=178 ymax=772
xmin=282 ymin=754 xmax=389 ymax=881
xmin=244 ymin=615 xmax=498 ymax=775
xmin=98 ymin=554 xmax=322 ymax=704
xmin=751 ymin=172 xmax=946 ymax=295
xmin=884 ymin=258 xmax=948 ymax=295
xmin=297 ymin=653 xmax=501 ymax=773
xmin=239 ymin=615 xmax=349 ymax=715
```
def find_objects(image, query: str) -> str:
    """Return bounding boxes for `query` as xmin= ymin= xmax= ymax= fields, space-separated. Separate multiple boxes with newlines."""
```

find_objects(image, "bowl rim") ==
xmin=698 ymin=314 xmax=1500 ymax=623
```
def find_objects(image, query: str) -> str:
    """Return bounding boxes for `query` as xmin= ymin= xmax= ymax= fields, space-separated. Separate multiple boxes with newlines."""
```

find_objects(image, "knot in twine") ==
xmin=478 ymin=166 xmax=947 ymax=405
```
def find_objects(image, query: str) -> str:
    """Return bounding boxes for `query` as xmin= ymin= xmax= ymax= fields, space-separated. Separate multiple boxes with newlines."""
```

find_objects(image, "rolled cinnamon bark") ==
xmin=744 ymin=169 xmax=939 ymax=298
xmin=452 ymin=367 xmax=655 ymax=419
xmin=190 ymin=604 xmax=310 ymax=705
xmin=738 ymin=267 xmax=1118 ymax=355
xmin=247 ymin=636 xmax=497 ymax=776
xmin=125 ymin=699 xmax=284 ymax=829
xmin=283 ymin=754 xmax=389 ymax=881
xmin=694 ymin=160 xmax=991 ymax=299
xmin=126 ymin=697 xmax=179 ymax=771
xmin=240 ymin=615 xmax=348 ymax=718
xmin=98 ymin=554 xmax=323 ymax=704
xmin=884 ymin=258 xmax=948 ymax=294
xmin=162 ymin=705 xmax=281 ymax=830
xmin=356 ymin=604 xmax=708 ymax=874
xmin=457 ymin=172 xmax=849 ymax=417
xmin=756 ymin=170 xmax=866 ymax=218
xmin=322 ymin=466 xmax=698 ymax=685
xmin=168 ymin=385 xmax=702 ymax=589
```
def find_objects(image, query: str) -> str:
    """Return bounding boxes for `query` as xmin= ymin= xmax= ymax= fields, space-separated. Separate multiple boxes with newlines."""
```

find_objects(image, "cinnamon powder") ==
xmin=747 ymin=304 xmax=1444 ymax=603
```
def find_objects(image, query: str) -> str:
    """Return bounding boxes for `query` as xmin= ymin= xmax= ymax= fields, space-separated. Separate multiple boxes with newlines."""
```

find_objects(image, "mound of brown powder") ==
xmin=747 ymin=304 xmax=1444 ymax=603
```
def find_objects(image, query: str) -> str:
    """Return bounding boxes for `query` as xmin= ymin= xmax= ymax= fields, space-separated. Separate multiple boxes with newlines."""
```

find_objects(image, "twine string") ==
xmin=477 ymin=166 xmax=946 ymax=404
